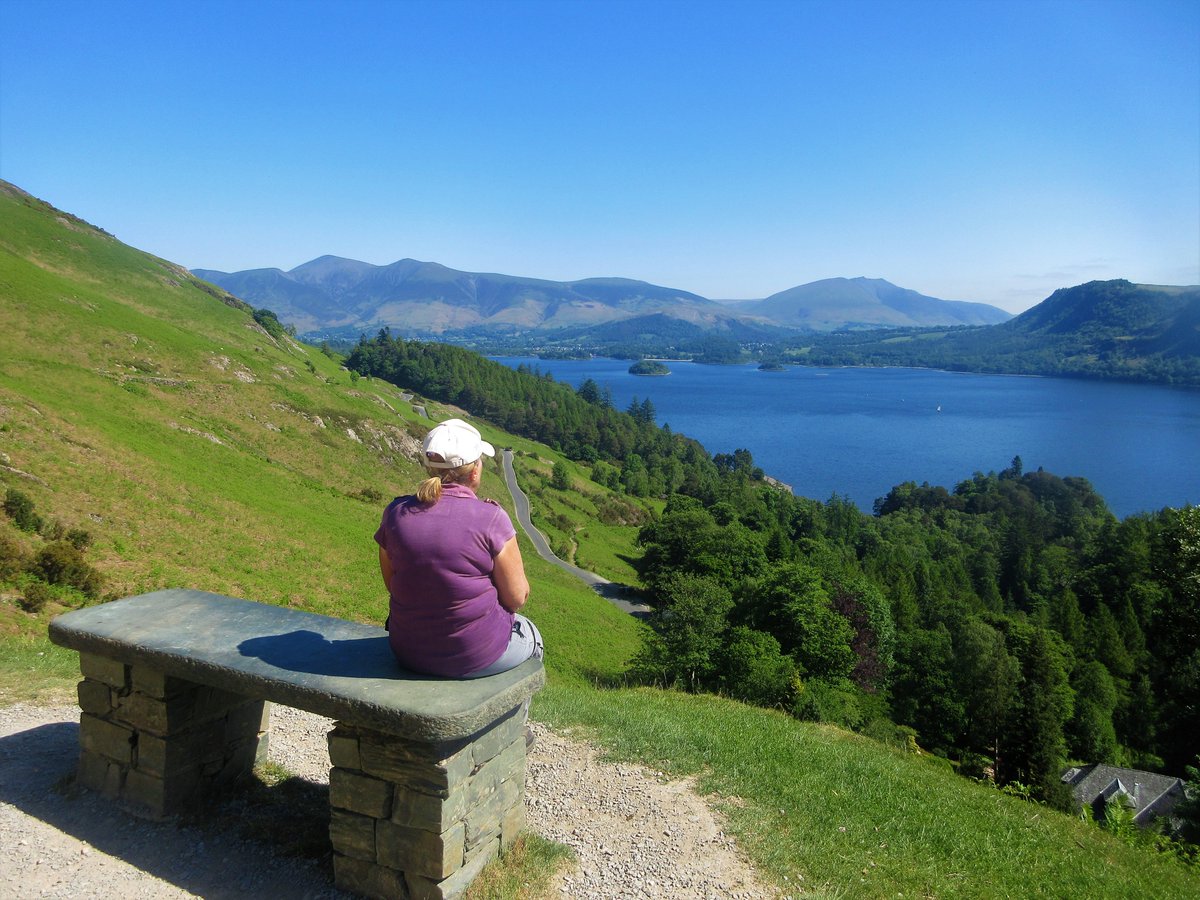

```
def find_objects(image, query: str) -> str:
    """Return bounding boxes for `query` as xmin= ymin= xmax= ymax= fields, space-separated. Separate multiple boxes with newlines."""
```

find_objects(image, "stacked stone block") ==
xmin=327 ymin=704 xmax=528 ymax=900
xmin=73 ymin=652 xmax=270 ymax=819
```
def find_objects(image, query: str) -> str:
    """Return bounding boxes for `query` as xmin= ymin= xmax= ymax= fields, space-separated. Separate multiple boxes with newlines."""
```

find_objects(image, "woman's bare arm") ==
xmin=493 ymin=535 xmax=530 ymax=612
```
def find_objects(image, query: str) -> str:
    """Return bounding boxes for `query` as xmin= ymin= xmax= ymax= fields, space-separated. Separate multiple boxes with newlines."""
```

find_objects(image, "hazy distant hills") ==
xmin=736 ymin=277 xmax=1012 ymax=329
xmin=793 ymin=280 xmax=1200 ymax=384
xmin=193 ymin=256 xmax=749 ymax=339
xmin=193 ymin=257 xmax=1011 ymax=340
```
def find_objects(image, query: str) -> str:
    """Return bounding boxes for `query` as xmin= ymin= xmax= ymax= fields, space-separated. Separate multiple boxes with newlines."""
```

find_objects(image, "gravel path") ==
xmin=0 ymin=703 xmax=777 ymax=899
xmin=524 ymin=723 xmax=776 ymax=900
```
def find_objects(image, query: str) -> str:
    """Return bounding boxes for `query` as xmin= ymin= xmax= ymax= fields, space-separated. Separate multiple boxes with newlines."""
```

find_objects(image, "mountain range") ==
xmin=5 ymin=177 xmax=1193 ymax=383
xmin=192 ymin=257 xmax=1012 ymax=340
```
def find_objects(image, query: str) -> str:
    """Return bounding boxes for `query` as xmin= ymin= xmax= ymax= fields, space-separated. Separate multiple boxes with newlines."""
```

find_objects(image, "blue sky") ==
xmin=2 ymin=0 xmax=1197 ymax=313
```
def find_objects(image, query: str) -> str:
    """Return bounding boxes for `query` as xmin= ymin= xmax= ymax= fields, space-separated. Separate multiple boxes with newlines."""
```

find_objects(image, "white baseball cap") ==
xmin=422 ymin=418 xmax=495 ymax=469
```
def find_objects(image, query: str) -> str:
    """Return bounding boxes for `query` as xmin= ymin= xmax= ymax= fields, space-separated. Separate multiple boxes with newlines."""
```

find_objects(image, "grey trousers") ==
xmin=465 ymin=614 xmax=544 ymax=679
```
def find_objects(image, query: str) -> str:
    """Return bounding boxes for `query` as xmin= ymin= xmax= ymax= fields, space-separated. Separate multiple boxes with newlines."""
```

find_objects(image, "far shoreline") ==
xmin=489 ymin=354 xmax=1200 ymax=391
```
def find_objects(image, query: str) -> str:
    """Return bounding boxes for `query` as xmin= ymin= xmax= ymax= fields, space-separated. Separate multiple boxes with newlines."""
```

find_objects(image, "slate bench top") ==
xmin=49 ymin=589 xmax=545 ymax=742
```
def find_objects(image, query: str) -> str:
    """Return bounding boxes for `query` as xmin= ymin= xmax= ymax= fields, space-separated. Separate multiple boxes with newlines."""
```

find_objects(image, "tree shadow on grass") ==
xmin=591 ymin=581 xmax=651 ymax=619
xmin=615 ymin=552 xmax=642 ymax=570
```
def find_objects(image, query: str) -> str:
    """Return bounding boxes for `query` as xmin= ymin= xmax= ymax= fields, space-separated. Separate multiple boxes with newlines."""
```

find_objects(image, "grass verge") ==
xmin=0 ymin=626 xmax=80 ymax=705
xmin=465 ymin=834 xmax=576 ymax=900
xmin=535 ymin=683 xmax=1200 ymax=899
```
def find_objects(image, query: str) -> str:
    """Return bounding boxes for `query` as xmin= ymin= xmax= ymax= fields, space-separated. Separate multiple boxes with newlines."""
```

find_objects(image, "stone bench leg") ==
xmin=73 ymin=652 xmax=270 ymax=819
xmin=328 ymin=705 xmax=528 ymax=900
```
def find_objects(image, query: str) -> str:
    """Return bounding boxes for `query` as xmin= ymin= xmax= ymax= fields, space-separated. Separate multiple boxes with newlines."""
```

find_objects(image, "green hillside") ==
xmin=2 ymin=182 xmax=1196 ymax=898
xmin=787 ymin=280 xmax=1200 ymax=385
xmin=0 ymin=180 xmax=641 ymax=693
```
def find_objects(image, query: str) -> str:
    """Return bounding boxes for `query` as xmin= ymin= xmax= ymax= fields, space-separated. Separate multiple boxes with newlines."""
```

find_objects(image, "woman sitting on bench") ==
xmin=375 ymin=418 xmax=543 ymax=678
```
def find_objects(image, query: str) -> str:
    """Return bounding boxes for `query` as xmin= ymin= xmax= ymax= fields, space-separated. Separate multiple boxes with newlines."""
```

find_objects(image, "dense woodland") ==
xmin=347 ymin=331 xmax=1199 ymax=812
xmin=634 ymin=464 xmax=1199 ymax=808
xmin=347 ymin=330 xmax=722 ymax=498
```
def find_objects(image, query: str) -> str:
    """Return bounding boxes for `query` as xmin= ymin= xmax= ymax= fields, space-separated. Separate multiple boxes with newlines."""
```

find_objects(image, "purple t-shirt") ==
xmin=374 ymin=482 xmax=516 ymax=677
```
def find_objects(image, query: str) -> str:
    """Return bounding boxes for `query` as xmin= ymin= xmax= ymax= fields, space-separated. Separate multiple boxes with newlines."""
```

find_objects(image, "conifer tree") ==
xmin=1000 ymin=626 xmax=1075 ymax=808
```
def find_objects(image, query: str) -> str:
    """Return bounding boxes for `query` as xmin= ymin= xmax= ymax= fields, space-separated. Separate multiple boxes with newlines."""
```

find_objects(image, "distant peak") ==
xmin=290 ymin=254 xmax=371 ymax=269
xmin=570 ymin=276 xmax=653 ymax=287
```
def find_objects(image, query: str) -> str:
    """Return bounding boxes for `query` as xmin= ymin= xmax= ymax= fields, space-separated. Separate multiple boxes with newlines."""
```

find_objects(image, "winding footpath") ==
xmin=500 ymin=449 xmax=650 ymax=617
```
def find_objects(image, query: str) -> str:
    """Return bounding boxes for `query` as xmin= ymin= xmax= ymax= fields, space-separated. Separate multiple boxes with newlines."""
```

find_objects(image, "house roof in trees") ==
xmin=1062 ymin=764 xmax=1185 ymax=826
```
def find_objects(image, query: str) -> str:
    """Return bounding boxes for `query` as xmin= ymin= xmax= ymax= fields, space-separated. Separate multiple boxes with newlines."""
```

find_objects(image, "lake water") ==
xmin=493 ymin=357 xmax=1200 ymax=519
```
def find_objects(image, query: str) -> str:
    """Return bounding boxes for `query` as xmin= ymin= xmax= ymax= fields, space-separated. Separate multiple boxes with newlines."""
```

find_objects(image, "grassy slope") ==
xmin=0 ymin=182 xmax=640 ymax=699
xmin=1 ymin=183 xmax=1195 ymax=898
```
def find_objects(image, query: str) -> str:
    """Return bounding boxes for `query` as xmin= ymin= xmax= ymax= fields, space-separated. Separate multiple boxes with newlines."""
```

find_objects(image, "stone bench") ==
xmin=48 ymin=588 xmax=545 ymax=900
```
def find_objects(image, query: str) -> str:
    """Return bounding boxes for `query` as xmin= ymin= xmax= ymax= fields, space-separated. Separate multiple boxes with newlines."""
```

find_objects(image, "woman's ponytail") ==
xmin=416 ymin=476 xmax=443 ymax=505
xmin=415 ymin=458 xmax=479 ymax=504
